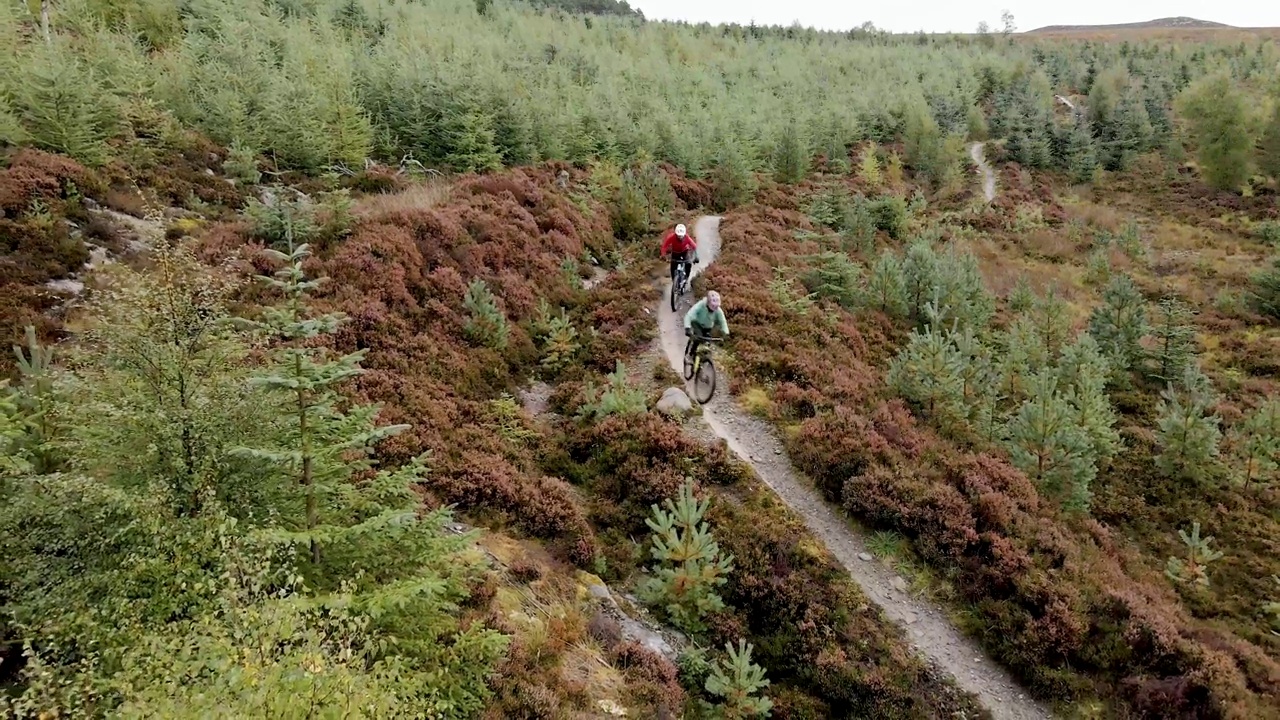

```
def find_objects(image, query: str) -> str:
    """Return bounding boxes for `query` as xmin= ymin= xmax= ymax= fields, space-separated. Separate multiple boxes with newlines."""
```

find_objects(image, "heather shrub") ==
xmin=577 ymin=361 xmax=645 ymax=422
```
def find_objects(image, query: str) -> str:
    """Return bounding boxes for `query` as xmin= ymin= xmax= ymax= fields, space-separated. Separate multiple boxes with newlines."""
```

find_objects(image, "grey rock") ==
xmin=890 ymin=576 xmax=908 ymax=593
xmin=656 ymin=387 xmax=693 ymax=416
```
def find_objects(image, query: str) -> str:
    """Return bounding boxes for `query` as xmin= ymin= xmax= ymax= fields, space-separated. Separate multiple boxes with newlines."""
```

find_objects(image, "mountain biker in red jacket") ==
xmin=660 ymin=223 xmax=698 ymax=285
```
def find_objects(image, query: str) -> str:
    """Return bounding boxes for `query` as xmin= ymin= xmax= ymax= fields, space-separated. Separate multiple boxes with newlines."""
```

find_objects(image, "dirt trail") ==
xmin=656 ymin=216 xmax=1054 ymax=720
xmin=970 ymin=142 xmax=997 ymax=202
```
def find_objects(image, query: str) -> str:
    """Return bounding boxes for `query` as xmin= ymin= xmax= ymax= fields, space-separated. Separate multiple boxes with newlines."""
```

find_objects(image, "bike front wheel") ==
xmin=670 ymin=277 xmax=680 ymax=312
xmin=692 ymin=356 xmax=716 ymax=403
xmin=682 ymin=341 xmax=695 ymax=380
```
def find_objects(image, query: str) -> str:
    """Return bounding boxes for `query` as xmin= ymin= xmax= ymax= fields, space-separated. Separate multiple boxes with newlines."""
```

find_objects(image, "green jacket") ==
xmin=684 ymin=298 xmax=729 ymax=336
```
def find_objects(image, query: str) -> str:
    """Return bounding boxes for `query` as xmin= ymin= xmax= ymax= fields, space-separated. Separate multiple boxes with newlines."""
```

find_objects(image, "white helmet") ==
xmin=675 ymin=224 xmax=686 ymax=238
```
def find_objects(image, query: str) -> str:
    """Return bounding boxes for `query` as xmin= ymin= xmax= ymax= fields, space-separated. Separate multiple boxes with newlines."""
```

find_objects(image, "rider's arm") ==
xmin=660 ymin=233 xmax=674 ymax=256
xmin=715 ymin=309 xmax=729 ymax=336
xmin=683 ymin=300 xmax=700 ymax=329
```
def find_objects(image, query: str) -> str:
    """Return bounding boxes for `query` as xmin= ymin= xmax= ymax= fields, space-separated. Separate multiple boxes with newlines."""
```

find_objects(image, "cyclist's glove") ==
xmin=684 ymin=327 xmax=691 ymax=337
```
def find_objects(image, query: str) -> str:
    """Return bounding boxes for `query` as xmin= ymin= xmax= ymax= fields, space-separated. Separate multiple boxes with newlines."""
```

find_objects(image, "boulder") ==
xmin=655 ymin=387 xmax=693 ymax=416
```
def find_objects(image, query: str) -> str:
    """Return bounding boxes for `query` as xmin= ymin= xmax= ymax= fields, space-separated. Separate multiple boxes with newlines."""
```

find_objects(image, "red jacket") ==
xmin=661 ymin=231 xmax=697 ymax=256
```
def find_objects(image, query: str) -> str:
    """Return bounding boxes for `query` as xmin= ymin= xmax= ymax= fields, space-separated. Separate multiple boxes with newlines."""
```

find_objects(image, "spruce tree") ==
xmin=11 ymin=326 xmax=59 ymax=474
xmin=1088 ymin=275 xmax=1149 ymax=376
xmin=858 ymin=142 xmax=882 ymax=189
xmin=1004 ymin=370 xmax=1095 ymax=511
xmin=865 ymin=250 xmax=907 ymax=317
xmin=1148 ymin=296 xmax=1197 ymax=384
xmin=1064 ymin=117 xmax=1099 ymax=182
xmin=1164 ymin=521 xmax=1224 ymax=587
xmin=801 ymin=251 xmax=863 ymax=309
xmin=640 ymin=480 xmax=734 ymax=634
xmin=709 ymin=136 xmax=756 ymax=211
xmin=235 ymin=235 xmax=409 ymax=569
xmin=1178 ymin=73 xmax=1253 ymax=192
xmin=1155 ymin=365 xmax=1223 ymax=485
xmin=772 ymin=120 xmax=809 ymax=184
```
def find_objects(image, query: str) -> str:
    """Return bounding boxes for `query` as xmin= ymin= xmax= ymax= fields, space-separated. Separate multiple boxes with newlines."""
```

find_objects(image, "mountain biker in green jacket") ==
xmin=683 ymin=290 xmax=728 ymax=359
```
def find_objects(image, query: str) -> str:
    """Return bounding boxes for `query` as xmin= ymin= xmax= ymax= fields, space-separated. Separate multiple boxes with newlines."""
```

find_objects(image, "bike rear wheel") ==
xmin=692 ymin=355 xmax=716 ymax=403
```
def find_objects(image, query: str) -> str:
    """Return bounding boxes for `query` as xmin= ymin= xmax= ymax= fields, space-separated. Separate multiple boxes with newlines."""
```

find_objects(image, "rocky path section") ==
xmin=655 ymin=216 xmax=1054 ymax=720
xmin=970 ymin=141 xmax=997 ymax=202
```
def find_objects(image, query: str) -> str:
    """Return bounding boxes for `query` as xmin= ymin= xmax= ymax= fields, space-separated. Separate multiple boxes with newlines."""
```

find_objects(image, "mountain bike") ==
xmin=682 ymin=333 xmax=722 ymax=404
xmin=670 ymin=261 xmax=688 ymax=312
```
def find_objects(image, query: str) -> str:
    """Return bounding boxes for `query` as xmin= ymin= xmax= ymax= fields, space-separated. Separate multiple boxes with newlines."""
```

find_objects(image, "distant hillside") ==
xmin=528 ymin=0 xmax=644 ymax=19
xmin=1029 ymin=16 xmax=1231 ymax=32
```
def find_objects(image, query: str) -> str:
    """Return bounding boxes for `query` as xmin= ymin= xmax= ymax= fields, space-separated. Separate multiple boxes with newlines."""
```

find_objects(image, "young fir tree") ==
xmin=1230 ymin=397 xmax=1280 ymax=489
xmin=1064 ymin=117 xmax=1099 ymax=182
xmin=1097 ymin=87 xmax=1152 ymax=171
xmin=708 ymin=135 xmax=756 ymax=211
xmin=1088 ymin=274 xmax=1150 ymax=377
xmin=640 ymin=480 xmax=734 ymax=634
xmin=1155 ymin=364 xmax=1223 ymax=485
xmin=1004 ymin=369 xmax=1095 ymax=511
xmin=1249 ymin=255 xmax=1280 ymax=320
xmin=1148 ymin=296 xmax=1197 ymax=384
xmin=1178 ymin=73 xmax=1253 ymax=192
xmin=702 ymin=639 xmax=774 ymax=719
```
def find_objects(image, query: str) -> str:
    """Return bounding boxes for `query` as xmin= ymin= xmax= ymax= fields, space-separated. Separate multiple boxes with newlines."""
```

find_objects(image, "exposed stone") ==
xmin=656 ymin=387 xmax=693 ymax=416
xmin=890 ymin=576 xmax=908 ymax=593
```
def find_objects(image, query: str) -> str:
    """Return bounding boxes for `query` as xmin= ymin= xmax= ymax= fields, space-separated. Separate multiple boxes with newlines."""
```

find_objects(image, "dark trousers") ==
xmin=669 ymin=250 xmax=692 ymax=284
xmin=685 ymin=322 xmax=713 ymax=359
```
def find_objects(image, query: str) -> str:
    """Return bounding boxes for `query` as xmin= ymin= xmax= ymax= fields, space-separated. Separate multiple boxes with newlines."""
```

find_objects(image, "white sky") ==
xmin=627 ymin=1 xmax=1279 ymax=33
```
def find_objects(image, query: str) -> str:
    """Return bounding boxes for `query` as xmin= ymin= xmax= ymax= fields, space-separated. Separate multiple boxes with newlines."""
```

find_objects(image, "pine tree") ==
xmin=1057 ymin=335 xmax=1122 ymax=465
xmin=12 ymin=41 xmax=118 ymax=165
xmin=702 ymin=639 xmax=773 ymax=718
xmin=709 ymin=135 xmax=756 ymax=211
xmin=235 ymin=234 xmax=409 ymax=568
xmin=463 ymin=278 xmax=511 ymax=350
xmin=1164 ymin=521 xmax=1224 ymax=587
xmin=1148 ymin=297 xmax=1197 ymax=384
xmin=640 ymin=480 xmax=734 ymax=634
xmin=1231 ymin=397 xmax=1280 ymax=489
xmin=1178 ymin=73 xmax=1253 ymax=192
xmin=1088 ymin=275 xmax=1149 ymax=377
xmin=865 ymin=250 xmax=907 ymax=317
xmin=1097 ymin=87 xmax=1152 ymax=171
xmin=1004 ymin=370 xmax=1095 ymax=511
xmin=1155 ymin=365 xmax=1222 ymax=485
xmin=1250 ymin=255 xmax=1280 ymax=320
xmin=887 ymin=321 xmax=967 ymax=431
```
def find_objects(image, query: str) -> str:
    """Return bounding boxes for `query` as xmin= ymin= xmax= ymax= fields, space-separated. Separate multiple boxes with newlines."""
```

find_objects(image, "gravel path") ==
xmin=970 ymin=142 xmax=997 ymax=202
xmin=657 ymin=216 xmax=1055 ymax=720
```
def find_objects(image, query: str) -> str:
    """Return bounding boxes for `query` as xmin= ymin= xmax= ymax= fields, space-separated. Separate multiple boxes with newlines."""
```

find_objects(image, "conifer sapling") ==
xmin=640 ymin=480 xmax=734 ymax=634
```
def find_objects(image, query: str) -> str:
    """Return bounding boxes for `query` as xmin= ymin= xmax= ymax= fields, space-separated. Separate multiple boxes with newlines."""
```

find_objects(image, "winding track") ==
xmin=655 ymin=216 xmax=1054 ymax=720
xmin=970 ymin=141 xmax=997 ymax=202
